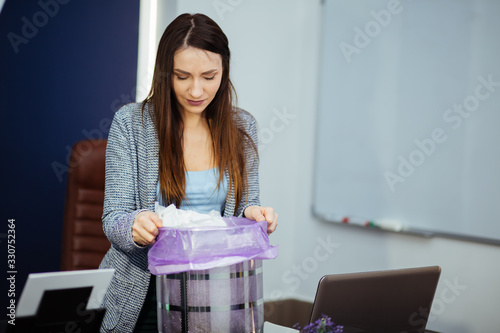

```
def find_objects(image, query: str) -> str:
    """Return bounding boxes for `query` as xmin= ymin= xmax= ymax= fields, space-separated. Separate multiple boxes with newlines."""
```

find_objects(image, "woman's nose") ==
xmin=189 ymin=79 xmax=203 ymax=98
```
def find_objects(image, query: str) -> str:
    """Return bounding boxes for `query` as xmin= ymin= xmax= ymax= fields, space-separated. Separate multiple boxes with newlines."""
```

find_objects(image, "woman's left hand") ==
xmin=244 ymin=206 xmax=278 ymax=235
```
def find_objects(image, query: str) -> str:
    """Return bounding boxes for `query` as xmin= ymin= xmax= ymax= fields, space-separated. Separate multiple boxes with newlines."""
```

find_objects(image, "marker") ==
xmin=338 ymin=215 xmax=371 ymax=227
xmin=323 ymin=214 xmax=407 ymax=232
xmin=370 ymin=219 xmax=404 ymax=232
xmin=324 ymin=213 xmax=404 ymax=233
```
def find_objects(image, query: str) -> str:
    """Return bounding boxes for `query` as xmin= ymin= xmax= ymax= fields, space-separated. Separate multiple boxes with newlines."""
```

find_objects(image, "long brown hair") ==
xmin=142 ymin=13 xmax=256 ymax=208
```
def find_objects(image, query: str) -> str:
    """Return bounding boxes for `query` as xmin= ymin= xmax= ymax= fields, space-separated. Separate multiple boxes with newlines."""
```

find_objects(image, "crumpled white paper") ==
xmin=155 ymin=202 xmax=227 ymax=228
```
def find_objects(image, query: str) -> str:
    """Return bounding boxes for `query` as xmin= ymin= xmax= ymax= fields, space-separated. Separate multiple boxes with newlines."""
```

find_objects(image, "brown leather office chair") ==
xmin=61 ymin=139 xmax=111 ymax=271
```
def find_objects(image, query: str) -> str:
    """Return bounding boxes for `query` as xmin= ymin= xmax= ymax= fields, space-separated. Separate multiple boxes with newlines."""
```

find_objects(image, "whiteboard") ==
xmin=313 ymin=0 xmax=500 ymax=244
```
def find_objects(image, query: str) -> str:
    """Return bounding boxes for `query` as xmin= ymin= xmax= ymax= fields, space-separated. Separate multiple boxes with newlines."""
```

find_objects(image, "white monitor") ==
xmin=16 ymin=269 xmax=114 ymax=317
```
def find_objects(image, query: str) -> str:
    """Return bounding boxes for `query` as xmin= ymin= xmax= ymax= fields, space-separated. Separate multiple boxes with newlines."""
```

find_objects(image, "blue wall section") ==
xmin=0 ymin=0 xmax=140 ymax=313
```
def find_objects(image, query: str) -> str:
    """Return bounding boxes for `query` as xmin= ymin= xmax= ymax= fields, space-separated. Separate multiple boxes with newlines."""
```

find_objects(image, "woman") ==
xmin=99 ymin=13 xmax=278 ymax=332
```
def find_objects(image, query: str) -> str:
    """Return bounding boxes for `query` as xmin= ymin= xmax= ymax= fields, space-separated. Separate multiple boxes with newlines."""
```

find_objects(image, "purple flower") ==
xmin=293 ymin=314 xmax=343 ymax=333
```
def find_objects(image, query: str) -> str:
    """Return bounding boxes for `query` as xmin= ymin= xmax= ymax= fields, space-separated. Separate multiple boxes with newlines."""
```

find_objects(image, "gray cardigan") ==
xmin=98 ymin=102 xmax=260 ymax=332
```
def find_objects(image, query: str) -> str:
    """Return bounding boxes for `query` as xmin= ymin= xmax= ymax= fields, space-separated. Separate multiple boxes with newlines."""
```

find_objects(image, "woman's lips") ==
xmin=187 ymin=99 xmax=204 ymax=106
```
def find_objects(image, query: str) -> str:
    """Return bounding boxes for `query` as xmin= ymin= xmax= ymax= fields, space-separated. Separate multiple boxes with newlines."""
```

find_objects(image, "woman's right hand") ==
xmin=132 ymin=211 xmax=163 ymax=246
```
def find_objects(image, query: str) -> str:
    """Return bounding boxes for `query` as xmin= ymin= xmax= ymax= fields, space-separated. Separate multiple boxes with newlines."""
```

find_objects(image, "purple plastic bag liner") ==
xmin=148 ymin=217 xmax=278 ymax=275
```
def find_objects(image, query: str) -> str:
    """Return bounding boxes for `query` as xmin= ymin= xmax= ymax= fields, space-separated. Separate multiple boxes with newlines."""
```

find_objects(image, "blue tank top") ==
xmin=157 ymin=168 xmax=228 ymax=214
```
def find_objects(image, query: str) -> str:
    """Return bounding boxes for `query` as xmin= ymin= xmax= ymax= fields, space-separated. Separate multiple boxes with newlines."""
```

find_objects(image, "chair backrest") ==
xmin=61 ymin=139 xmax=110 ymax=271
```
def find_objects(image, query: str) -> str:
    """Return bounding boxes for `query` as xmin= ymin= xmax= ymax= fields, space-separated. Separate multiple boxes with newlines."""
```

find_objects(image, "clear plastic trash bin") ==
xmin=156 ymin=259 xmax=263 ymax=333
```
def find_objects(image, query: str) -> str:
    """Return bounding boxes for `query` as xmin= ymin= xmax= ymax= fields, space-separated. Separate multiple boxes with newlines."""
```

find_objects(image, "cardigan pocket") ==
xmin=101 ymin=275 xmax=135 ymax=332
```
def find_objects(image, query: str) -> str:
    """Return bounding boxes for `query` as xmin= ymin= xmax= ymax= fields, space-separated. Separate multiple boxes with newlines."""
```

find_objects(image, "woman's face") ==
xmin=172 ymin=46 xmax=223 ymax=118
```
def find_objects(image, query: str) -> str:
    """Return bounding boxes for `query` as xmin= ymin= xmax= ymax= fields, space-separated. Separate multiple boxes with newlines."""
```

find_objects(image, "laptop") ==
xmin=309 ymin=266 xmax=441 ymax=333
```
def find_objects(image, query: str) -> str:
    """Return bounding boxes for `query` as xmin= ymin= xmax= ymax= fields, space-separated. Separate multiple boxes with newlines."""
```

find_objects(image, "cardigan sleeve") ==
xmin=102 ymin=106 xmax=146 ymax=252
xmin=235 ymin=109 xmax=261 ymax=217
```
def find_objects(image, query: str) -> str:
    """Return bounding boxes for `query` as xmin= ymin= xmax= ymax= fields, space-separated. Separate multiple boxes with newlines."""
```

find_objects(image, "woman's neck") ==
xmin=183 ymin=113 xmax=204 ymax=128
xmin=182 ymin=111 xmax=214 ymax=171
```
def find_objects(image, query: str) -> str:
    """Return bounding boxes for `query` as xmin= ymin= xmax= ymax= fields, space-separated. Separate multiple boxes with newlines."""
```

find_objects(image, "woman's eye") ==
xmin=177 ymin=76 xmax=188 ymax=80
xmin=205 ymin=76 xmax=216 ymax=81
